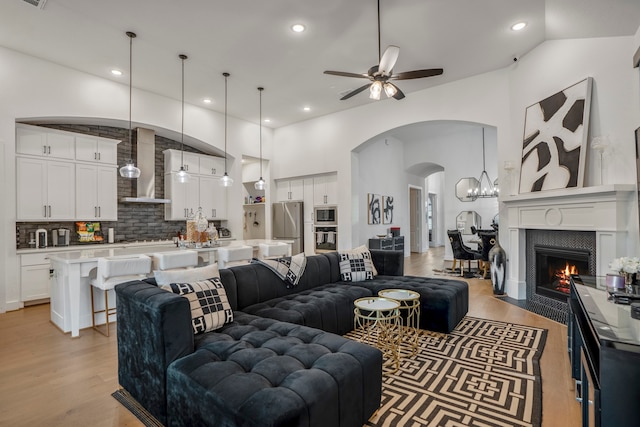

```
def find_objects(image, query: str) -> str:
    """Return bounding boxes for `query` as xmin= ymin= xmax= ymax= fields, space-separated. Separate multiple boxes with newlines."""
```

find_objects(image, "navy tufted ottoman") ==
xmin=166 ymin=313 xmax=383 ymax=427
xmin=355 ymin=276 xmax=469 ymax=333
xmin=241 ymin=283 xmax=374 ymax=336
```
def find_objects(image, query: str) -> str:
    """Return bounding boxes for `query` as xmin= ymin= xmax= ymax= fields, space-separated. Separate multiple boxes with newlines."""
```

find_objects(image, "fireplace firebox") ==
xmin=535 ymin=245 xmax=590 ymax=301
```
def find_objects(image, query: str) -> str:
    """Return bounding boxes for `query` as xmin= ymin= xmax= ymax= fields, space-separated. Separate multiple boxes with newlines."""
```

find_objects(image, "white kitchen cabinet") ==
xmin=21 ymin=253 xmax=51 ymax=301
xmin=16 ymin=124 xmax=75 ymax=160
xmin=199 ymin=156 xmax=226 ymax=177
xmin=75 ymin=164 xmax=118 ymax=220
xmin=16 ymin=157 xmax=75 ymax=221
xmin=199 ymin=176 xmax=227 ymax=219
xmin=164 ymin=173 xmax=200 ymax=220
xmin=75 ymin=135 xmax=119 ymax=164
xmin=313 ymin=174 xmax=337 ymax=206
xmin=164 ymin=149 xmax=200 ymax=174
xmin=276 ymin=179 xmax=304 ymax=201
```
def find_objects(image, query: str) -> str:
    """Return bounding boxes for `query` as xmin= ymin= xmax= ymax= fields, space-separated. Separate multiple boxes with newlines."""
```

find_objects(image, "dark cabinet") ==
xmin=569 ymin=275 xmax=640 ymax=427
xmin=369 ymin=236 xmax=404 ymax=251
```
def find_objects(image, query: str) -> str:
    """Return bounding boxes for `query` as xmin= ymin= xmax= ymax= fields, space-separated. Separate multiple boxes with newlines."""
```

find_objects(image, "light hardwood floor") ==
xmin=0 ymin=249 xmax=581 ymax=426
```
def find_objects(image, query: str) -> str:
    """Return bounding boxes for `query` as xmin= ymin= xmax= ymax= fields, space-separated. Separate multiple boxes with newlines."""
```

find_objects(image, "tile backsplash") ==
xmin=16 ymin=123 xmax=223 ymax=249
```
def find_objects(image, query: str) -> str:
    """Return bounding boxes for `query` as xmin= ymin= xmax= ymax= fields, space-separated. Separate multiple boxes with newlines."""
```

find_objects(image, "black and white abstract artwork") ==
xmin=382 ymin=196 xmax=394 ymax=224
xmin=519 ymin=77 xmax=592 ymax=193
xmin=368 ymin=193 xmax=381 ymax=224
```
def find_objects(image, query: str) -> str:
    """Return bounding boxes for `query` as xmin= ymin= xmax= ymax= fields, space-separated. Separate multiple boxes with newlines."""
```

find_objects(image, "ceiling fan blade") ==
xmin=393 ymin=68 xmax=444 ymax=80
xmin=340 ymin=84 xmax=371 ymax=100
xmin=378 ymin=45 xmax=400 ymax=76
xmin=324 ymin=70 xmax=369 ymax=79
xmin=391 ymin=84 xmax=405 ymax=100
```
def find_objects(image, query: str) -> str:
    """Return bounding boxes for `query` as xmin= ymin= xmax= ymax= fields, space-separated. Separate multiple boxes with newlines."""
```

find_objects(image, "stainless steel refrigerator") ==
xmin=272 ymin=201 xmax=304 ymax=255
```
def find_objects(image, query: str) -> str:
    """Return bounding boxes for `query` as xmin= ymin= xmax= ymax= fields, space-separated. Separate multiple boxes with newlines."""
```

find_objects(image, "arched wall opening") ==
xmin=351 ymin=119 xmax=499 ymax=261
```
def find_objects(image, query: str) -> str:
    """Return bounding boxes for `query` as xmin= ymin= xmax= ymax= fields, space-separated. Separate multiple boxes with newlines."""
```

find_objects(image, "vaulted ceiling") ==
xmin=2 ymin=0 xmax=639 ymax=127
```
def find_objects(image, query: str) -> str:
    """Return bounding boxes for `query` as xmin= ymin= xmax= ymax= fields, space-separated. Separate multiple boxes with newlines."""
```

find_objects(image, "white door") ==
xmin=96 ymin=166 xmax=118 ymax=220
xmin=47 ymin=161 xmax=75 ymax=220
xmin=409 ymin=187 xmax=422 ymax=253
xmin=75 ymin=164 xmax=99 ymax=219
xmin=16 ymin=157 xmax=47 ymax=220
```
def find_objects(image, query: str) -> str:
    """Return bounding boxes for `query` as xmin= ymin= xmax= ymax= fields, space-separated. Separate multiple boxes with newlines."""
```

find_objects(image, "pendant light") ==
xmin=119 ymin=31 xmax=141 ymax=179
xmin=220 ymin=72 xmax=233 ymax=187
xmin=176 ymin=54 xmax=190 ymax=184
xmin=254 ymin=87 xmax=266 ymax=191
xmin=473 ymin=127 xmax=498 ymax=198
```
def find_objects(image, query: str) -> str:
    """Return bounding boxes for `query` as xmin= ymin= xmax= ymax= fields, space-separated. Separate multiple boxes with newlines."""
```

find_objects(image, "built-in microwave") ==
xmin=314 ymin=206 xmax=337 ymax=225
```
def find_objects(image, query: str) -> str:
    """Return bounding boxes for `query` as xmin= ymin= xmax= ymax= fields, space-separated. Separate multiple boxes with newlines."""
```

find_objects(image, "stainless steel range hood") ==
xmin=120 ymin=128 xmax=171 ymax=204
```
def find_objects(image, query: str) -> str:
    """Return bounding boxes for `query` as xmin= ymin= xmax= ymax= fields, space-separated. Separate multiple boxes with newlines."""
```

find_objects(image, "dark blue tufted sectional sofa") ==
xmin=115 ymin=250 xmax=468 ymax=426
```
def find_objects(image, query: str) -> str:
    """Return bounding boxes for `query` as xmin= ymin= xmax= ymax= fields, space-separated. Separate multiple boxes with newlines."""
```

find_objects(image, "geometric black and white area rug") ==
xmin=347 ymin=316 xmax=547 ymax=427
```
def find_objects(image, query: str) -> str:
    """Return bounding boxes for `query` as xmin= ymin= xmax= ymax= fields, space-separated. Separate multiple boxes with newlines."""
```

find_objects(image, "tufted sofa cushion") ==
xmin=166 ymin=312 xmax=382 ymax=427
xmin=353 ymin=275 xmax=469 ymax=333
xmin=241 ymin=283 xmax=373 ymax=335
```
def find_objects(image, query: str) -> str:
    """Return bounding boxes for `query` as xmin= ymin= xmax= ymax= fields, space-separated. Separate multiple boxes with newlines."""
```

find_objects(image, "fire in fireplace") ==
xmin=535 ymin=245 xmax=590 ymax=301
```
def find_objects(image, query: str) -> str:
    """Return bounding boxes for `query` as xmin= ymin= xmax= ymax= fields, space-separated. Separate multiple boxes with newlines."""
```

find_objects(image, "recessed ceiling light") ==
xmin=111 ymin=69 xmax=122 ymax=76
xmin=264 ymin=119 xmax=271 ymax=123
xmin=511 ymin=22 xmax=527 ymax=31
xmin=303 ymin=106 xmax=311 ymax=112
xmin=291 ymin=24 xmax=305 ymax=33
xmin=203 ymin=98 xmax=212 ymax=104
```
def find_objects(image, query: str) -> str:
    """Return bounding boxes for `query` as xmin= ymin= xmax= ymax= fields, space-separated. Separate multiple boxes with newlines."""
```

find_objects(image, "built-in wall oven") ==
xmin=314 ymin=206 xmax=337 ymax=225
xmin=314 ymin=226 xmax=337 ymax=253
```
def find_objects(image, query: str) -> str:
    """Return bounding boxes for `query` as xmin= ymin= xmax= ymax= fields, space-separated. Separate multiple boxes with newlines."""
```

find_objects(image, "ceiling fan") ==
xmin=324 ymin=0 xmax=443 ymax=101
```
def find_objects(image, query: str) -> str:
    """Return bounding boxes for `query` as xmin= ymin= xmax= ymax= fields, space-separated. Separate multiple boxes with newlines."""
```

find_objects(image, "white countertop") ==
xmin=45 ymin=239 xmax=293 ymax=264
xmin=16 ymin=238 xmax=236 ymax=255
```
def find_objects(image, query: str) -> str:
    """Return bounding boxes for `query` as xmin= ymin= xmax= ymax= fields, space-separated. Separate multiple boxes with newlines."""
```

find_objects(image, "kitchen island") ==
xmin=47 ymin=239 xmax=292 ymax=338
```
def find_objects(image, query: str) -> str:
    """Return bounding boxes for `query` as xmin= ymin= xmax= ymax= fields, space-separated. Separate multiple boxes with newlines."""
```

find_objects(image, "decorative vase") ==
xmin=624 ymin=272 xmax=636 ymax=293
xmin=489 ymin=236 xmax=507 ymax=296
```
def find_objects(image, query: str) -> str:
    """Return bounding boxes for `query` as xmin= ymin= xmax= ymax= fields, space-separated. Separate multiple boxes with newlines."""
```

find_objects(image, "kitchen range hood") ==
xmin=120 ymin=128 xmax=171 ymax=204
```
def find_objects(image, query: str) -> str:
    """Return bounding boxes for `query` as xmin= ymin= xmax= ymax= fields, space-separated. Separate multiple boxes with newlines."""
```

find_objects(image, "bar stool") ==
xmin=258 ymin=242 xmax=291 ymax=259
xmin=89 ymin=254 xmax=152 ymax=336
xmin=152 ymin=250 xmax=198 ymax=271
xmin=217 ymin=245 xmax=253 ymax=269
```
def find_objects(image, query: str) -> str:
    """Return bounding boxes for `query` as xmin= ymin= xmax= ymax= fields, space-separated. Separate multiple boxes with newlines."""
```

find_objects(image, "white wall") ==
xmin=0 ymin=46 xmax=269 ymax=311
xmin=274 ymin=69 xmax=512 ymax=252
xmin=273 ymin=34 xmax=640 ymax=298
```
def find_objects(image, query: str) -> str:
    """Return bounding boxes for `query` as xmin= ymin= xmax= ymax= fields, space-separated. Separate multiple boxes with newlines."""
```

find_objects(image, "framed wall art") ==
xmin=367 ymin=193 xmax=381 ymax=224
xmin=382 ymin=196 xmax=394 ymax=224
xmin=518 ymin=77 xmax=593 ymax=193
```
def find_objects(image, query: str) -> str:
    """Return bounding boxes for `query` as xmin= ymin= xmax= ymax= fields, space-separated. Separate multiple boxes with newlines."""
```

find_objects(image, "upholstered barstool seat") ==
xmin=258 ymin=242 xmax=291 ymax=259
xmin=217 ymin=245 xmax=253 ymax=269
xmin=89 ymin=254 xmax=152 ymax=336
xmin=153 ymin=250 xmax=198 ymax=271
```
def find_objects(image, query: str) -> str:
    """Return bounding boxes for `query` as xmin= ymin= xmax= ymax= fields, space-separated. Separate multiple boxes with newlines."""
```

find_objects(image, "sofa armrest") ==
xmin=115 ymin=280 xmax=193 ymax=425
xmin=370 ymin=249 xmax=404 ymax=276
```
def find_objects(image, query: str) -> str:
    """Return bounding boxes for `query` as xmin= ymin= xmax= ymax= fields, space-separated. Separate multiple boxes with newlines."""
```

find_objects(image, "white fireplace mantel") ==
xmin=501 ymin=184 xmax=637 ymax=299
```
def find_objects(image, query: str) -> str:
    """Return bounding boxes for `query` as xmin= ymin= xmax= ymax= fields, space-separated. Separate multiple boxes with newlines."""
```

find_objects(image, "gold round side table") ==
xmin=353 ymin=296 xmax=401 ymax=373
xmin=378 ymin=289 xmax=420 ymax=356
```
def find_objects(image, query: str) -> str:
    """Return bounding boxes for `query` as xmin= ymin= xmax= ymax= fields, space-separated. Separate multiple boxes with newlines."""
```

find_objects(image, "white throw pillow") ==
xmin=340 ymin=245 xmax=378 ymax=276
xmin=154 ymin=263 xmax=220 ymax=286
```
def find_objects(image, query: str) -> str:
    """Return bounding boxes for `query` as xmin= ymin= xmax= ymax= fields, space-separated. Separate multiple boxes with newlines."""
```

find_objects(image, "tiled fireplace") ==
xmin=502 ymin=184 xmax=636 ymax=323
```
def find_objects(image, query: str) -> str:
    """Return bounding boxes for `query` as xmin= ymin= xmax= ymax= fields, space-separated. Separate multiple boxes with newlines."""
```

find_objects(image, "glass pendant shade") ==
xmin=120 ymin=31 xmax=140 ymax=179
xmin=119 ymin=160 xmax=141 ymax=179
xmin=176 ymin=166 xmax=190 ymax=183
xmin=220 ymin=172 xmax=233 ymax=187
xmin=254 ymin=177 xmax=266 ymax=190
xmin=383 ymin=82 xmax=397 ymax=98
xmin=369 ymin=81 xmax=382 ymax=100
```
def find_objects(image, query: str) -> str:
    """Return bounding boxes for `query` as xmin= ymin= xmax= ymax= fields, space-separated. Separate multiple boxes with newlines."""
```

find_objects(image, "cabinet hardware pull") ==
xmin=48 ymin=146 xmax=51 ymax=154
xmin=48 ymin=205 xmax=51 ymax=217
xmin=98 ymin=206 xmax=101 ymax=217
xmin=94 ymin=153 xmax=97 ymax=160
xmin=43 ymin=146 xmax=47 ymax=155
xmin=98 ymin=152 xmax=101 ymax=160
xmin=44 ymin=205 xmax=47 ymax=217
xmin=212 ymin=168 xmax=216 ymax=174
xmin=95 ymin=207 xmax=97 ymax=217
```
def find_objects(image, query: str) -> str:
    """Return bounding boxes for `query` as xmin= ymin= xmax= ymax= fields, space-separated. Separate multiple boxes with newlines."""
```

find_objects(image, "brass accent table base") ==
xmin=378 ymin=289 xmax=421 ymax=356
xmin=354 ymin=296 xmax=401 ymax=373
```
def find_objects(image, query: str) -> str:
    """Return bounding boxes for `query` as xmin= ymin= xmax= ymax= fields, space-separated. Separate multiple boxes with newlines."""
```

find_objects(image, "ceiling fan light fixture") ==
xmin=369 ymin=81 xmax=382 ymax=100
xmin=383 ymin=82 xmax=397 ymax=98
